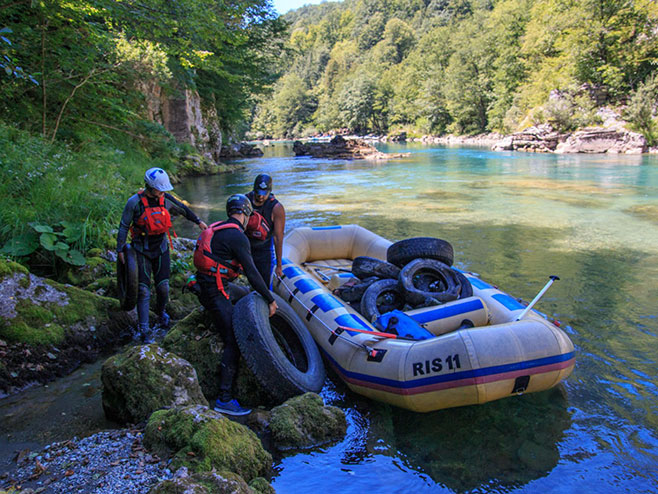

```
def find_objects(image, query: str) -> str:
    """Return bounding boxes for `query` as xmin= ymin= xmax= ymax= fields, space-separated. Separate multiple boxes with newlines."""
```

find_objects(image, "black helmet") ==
xmin=226 ymin=194 xmax=253 ymax=217
xmin=253 ymin=173 xmax=273 ymax=196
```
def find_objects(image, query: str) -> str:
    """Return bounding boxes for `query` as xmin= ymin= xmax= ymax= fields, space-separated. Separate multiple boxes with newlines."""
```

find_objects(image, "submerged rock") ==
xmin=269 ymin=392 xmax=346 ymax=450
xmin=144 ymin=405 xmax=272 ymax=482
xmin=101 ymin=344 xmax=208 ymax=424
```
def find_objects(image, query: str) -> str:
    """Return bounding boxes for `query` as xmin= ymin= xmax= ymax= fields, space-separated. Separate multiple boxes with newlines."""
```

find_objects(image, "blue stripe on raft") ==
xmin=283 ymin=265 xmax=305 ymax=279
xmin=469 ymin=277 xmax=493 ymax=290
xmin=322 ymin=350 xmax=575 ymax=390
xmin=337 ymin=273 xmax=358 ymax=278
xmin=311 ymin=293 xmax=344 ymax=313
xmin=282 ymin=257 xmax=293 ymax=266
xmin=492 ymin=293 xmax=525 ymax=311
xmin=334 ymin=313 xmax=371 ymax=336
xmin=409 ymin=299 xmax=484 ymax=325
xmin=311 ymin=226 xmax=342 ymax=230
xmin=295 ymin=278 xmax=322 ymax=294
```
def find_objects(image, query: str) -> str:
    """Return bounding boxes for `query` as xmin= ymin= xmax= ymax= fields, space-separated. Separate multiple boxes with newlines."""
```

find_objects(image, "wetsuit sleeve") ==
xmin=233 ymin=233 xmax=275 ymax=304
xmin=164 ymin=193 xmax=201 ymax=224
xmin=116 ymin=195 xmax=138 ymax=253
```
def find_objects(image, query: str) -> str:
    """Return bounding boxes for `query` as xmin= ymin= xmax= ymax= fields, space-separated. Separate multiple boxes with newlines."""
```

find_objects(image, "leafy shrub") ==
xmin=624 ymin=75 xmax=658 ymax=146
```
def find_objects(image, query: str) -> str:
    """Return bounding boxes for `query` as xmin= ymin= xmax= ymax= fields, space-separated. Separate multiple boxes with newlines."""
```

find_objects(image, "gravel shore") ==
xmin=1 ymin=428 xmax=172 ymax=493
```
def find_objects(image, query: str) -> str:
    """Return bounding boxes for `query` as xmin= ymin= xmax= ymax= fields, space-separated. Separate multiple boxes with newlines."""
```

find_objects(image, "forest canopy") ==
xmin=250 ymin=0 xmax=658 ymax=138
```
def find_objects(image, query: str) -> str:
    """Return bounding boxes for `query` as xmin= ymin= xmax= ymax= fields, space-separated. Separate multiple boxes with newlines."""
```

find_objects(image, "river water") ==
xmin=176 ymin=143 xmax=658 ymax=493
xmin=2 ymin=143 xmax=656 ymax=492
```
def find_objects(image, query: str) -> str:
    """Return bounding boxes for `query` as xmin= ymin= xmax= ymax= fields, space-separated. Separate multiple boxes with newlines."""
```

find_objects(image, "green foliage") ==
xmin=0 ymin=123 xmax=164 ymax=274
xmin=252 ymin=0 xmax=658 ymax=138
xmin=624 ymin=75 xmax=658 ymax=146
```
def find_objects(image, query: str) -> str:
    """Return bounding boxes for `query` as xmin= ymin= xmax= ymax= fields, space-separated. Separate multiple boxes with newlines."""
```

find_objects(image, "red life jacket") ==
xmin=130 ymin=192 xmax=177 ymax=247
xmin=193 ymin=221 xmax=243 ymax=298
xmin=246 ymin=211 xmax=271 ymax=240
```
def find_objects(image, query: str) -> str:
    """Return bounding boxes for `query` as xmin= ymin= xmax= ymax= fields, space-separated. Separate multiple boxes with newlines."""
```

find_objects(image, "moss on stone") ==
xmin=149 ymin=470 xmax=253 ymax=494
xmin=269 ymin=392 xmax=347 ymax=450
xmin=145 ymin=405 xmax=272 ymax=483
xmin=182 ymin=416 xmax=272 ymax=481
xmin=249 ymin=477 xmax=275 ymax=494
xmin=102 ymin=345 xmax=208 ymax=424
xmin=0 ymin=258 xmax=28 ymax=277
xmin=0 ymin=269 xmax=118 ymax=346
xmin=163 ymin=309 xmax=223 ymax=400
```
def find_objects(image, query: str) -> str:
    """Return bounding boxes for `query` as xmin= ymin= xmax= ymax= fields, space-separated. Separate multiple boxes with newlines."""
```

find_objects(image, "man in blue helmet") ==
xmin=245 ymin=173 xmax=286 ymax=287
xmin=117 ymin=167 xmax=208 ymax=342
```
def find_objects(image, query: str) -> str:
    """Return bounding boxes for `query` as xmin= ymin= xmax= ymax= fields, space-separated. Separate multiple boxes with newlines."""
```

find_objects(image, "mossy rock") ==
xmin=269 ymin=393 xmax=347 ymax=450
xmin=0 ymin=259 xmax=28 ymax=277
xmin=149 ymin=470 xmax=254 ymax=494
xmin=178 ymin=155 xmax=232 ymax=176
xmin=64 ymin=256 xmax=114 ymax=287
xmin=249 ymin=477 xmax=276 ymax=494
xmin=163 ymin=308 xmax=272 ymax=404
xmin=162 ymin=309 xmax=223 ymax=400
xmin=101 ymin=344 xmax=208 ymax=424
xmin=145 ymin=405 xmax=272 ymax=482
xmin=0 ymin=260 xmax=118 ymax=346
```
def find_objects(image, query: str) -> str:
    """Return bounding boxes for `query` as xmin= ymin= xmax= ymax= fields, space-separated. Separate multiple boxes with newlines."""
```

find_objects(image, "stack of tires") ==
xmin=334 ymin=237 xmax=473 ymax=323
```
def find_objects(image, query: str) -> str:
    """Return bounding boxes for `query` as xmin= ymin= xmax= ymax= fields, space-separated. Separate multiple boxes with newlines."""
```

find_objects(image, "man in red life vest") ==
xmin=195 ymin=193 xmax=277 ymax=416
xmin=245 ymin=173 xmax=286 ymax=287
xmin=117 ymin=168 xmax=208 ymax=342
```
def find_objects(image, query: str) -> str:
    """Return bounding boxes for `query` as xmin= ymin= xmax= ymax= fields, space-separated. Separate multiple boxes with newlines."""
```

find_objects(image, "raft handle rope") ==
xmin=275 ymin=274 xmax=404 ymax=354
xmin=516 ymin=275 xmax=560 ymax=321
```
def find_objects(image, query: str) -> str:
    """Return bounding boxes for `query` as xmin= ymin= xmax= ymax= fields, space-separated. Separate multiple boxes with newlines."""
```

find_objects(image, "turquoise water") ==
xmin=180 ymin=143 xmax=658 ymax=493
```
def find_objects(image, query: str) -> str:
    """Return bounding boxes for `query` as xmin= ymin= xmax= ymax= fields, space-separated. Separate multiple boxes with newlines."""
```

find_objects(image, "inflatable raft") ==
xmin=273 ymin=225 xmax=575 ymax=412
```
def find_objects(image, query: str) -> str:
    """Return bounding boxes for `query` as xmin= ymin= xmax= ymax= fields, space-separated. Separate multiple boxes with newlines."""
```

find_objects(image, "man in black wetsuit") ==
xmin=246 ymin=173 xmax=286 ymax=287
xmin=117 ymin=167 xmax=207 ymax=342
xmin=194 ymin=193 xmax=277 ymax=416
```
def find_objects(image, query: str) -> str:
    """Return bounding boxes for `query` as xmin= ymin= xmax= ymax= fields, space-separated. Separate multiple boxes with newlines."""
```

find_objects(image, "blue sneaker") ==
xmin=213 ymin=399 xmax=251 ymax=416
xmin=158 ymin=311 xmax=170 ymax=329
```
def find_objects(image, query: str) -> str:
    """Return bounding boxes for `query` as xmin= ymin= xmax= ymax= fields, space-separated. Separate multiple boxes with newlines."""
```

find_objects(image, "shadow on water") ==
xmin=371 ymin=388 xmax=571 ymax=492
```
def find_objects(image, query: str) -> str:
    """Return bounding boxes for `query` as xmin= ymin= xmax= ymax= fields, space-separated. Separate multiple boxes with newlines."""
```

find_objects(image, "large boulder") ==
xmin=101 ymin=344 xmax=208 ymax=424
xmin=162 ymin=306 xmax=275 ymax=406
xmin=162 ymin=308 xmax=223 ymax=400
xmin=269 ymin=393 xmax=346 ymax=450
xmin=144 ymin=405 xmax=272 ymax=482
xmin=0 ymin=258 xmax=131 ymax=394
xmin=555 ymin=127 xmax=647 ymax=154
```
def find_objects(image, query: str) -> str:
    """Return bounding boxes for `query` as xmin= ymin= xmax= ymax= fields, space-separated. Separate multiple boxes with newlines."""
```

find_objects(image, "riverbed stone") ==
xmin=269 ymin=392 xmax=346 ymax=450
xmin=144 ymin=405 xmax=272 ymax=482
xmin=101 ymin=344 xmax=208 ymax=424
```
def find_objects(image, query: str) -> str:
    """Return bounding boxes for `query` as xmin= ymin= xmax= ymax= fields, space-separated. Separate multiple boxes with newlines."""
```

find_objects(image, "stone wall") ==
xmin=139 ymin=81 xmax=223 ymax=163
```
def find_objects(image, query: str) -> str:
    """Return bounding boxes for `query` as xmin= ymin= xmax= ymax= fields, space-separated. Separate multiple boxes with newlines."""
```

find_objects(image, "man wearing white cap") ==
xmin=117 ymin=167 xmax=207 ymax=341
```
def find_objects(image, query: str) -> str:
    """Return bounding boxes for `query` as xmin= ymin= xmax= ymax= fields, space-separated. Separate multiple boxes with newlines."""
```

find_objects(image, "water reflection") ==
xmin=176 ymin=144 xmax=658 ymax=493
